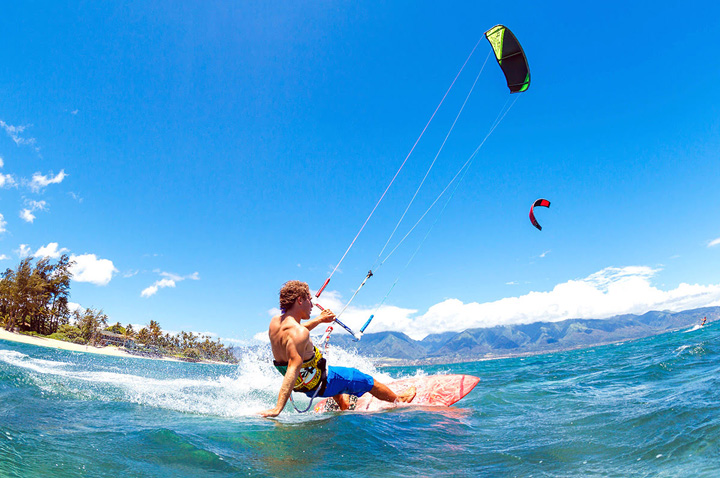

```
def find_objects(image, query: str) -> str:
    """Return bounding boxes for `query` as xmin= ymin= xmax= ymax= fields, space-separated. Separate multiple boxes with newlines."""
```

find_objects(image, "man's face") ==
xmin=300 ymin=294 xmax=313 ymax=316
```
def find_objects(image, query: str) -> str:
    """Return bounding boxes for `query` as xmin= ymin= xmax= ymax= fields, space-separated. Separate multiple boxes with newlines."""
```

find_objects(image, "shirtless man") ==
xmin=260 ymin=280 xmax=415 ymax=417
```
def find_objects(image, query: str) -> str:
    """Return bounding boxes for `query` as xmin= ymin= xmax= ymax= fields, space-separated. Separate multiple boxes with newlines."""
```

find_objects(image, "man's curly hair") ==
xmin=279 ymin=280 xmax=311 ymax=312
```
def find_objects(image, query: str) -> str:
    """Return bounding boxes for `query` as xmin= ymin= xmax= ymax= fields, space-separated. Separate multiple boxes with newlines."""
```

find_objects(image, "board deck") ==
xmin=314 ymin=374 xmax=480 ymax=413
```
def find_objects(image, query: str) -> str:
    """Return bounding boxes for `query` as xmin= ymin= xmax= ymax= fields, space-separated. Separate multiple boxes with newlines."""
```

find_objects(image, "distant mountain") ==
xmin=329 ymin=307 xmax=718 ymax=365
xmin=334 ymin=331 xmax=427 ymax=360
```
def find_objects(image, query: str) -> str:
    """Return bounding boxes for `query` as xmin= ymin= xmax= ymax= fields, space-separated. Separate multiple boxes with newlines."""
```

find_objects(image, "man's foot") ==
xmin=396 ymin=386 xmax=416 ymax=404
xmin=324 ymin=395 xmax=358 ymax=412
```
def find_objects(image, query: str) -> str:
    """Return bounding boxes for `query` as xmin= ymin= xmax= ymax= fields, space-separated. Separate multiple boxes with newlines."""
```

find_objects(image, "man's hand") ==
xmin=259 ymin=407 xmax=282 ymax=418
xmin=318 ymin=308 xmax=335 ymax=323
xmin=303 ymin=308 xmax=332 ymax=331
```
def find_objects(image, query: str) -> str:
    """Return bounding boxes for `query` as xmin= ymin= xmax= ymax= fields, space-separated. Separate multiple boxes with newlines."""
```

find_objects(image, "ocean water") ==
xmin=1 ymin=322 xmax=718 ymax=477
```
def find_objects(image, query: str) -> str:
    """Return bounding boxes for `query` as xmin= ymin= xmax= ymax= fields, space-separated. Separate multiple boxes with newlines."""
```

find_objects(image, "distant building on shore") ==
xmin=99 ymin=331 xmax=134 ymax=348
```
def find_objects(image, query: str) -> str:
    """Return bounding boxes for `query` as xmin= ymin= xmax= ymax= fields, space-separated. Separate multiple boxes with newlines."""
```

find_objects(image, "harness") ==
xmin=273 ymin=346 xmax=327 ymax=394
xmin=273 ymin=346 xmax=328 ymax=413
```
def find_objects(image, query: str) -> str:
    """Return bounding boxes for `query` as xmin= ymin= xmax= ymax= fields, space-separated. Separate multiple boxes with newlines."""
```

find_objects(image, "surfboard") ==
xmin=314 ymin=374 xmax=480 ymax=413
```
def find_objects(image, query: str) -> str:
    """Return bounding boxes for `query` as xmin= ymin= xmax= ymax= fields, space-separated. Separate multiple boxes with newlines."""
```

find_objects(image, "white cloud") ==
xmin=221 ymin=337 xmax=255 ymax=347
xmin=197 ymin=330 xmax=218 ymax=338
xmin=30 ymin=170 xmax=66 ymax=192
xmin=708 ymin=237 xmax=720 ymax=248
xmin=0 ymin=254 xmax=8 ymax=261
xmin=16 ymin=244 xmax=31 ymax=258
xmin=68 ymin=192 xmax=83 ymax=203
xmin=13 ymin=243 xmax=115 ymax=285
xmin=0 ymin=214 xmax=6 ymax=234
xmin=0 ymin=157 xmax=3 ymax=167
xmin=159 ymin=270 xmax=200 ymax=282
xmin=0 ymin=120 xmax=38 ymax=149
xmin=68 ymin=302 xmax=84 ymax=313
xmin=141 ymin=278 xmax=176 ymax=298
xmin=539 ymin=250 xmax=551 ymax=258
xmin=34 ymin=242 xmax=69 ymax=259
xmin=70 ymin=253 xmax=117 ymax=286
xmin=0 ymin=173 xmax=16 ymax=188
xmin=20 ymin=199 xmax=48 ymax=223
xmin=141 ymin=270 xmax=200 ymax=298
xmin=253 ymin=332 xmax=270 ymax=343
xmin=314 ymin=266 xmax=720 ymax=340
xmin=19 ymin=209 xmax=35 ymax=223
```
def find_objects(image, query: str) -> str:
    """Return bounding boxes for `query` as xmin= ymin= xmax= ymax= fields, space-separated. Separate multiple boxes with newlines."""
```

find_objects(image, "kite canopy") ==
xmin=529 ymin=198 xmax=550 ymax=230
xmin=484 ymin=25 xmax=530 ymax=93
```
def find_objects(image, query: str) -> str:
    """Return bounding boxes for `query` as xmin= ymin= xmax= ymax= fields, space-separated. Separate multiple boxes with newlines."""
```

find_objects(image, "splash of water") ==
xmin=0 ymin=341 xmax=412 ymax=418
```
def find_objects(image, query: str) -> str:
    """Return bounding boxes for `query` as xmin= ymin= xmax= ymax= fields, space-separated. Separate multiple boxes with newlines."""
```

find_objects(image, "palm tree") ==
xmin=148 ymin=320 xmax=162 ymax=346
xmin=75 ymin=308 xmax=108 ymax=345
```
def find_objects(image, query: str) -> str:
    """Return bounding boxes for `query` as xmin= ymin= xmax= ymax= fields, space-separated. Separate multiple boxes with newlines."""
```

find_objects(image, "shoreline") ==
xmin=0 ymin=328 xmax=226 ymax=364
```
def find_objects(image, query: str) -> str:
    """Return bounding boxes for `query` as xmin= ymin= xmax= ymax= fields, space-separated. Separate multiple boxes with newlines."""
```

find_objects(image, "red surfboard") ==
xmin=315 ymin=374 xmax=480 ymax=413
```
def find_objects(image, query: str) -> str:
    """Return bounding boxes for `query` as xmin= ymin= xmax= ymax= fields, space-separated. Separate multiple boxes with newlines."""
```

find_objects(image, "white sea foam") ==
xmin=1 ymin=342 xmax=409 ymax=418
xmin=0 ymin=349 xmax=72 ymax=370
xmin=0 ymin=348 xmax=264 ymax=416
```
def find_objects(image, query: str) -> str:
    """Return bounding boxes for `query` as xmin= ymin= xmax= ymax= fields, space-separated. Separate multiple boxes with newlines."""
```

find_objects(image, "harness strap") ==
xmin=289 ymin=385 xmax=322 ymax=413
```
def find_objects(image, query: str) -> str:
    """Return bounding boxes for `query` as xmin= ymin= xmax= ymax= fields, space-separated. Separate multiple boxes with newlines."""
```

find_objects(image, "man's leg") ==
xmin=324 ymin=366 xmax=415 ymax=405
xmin=369 ymin=381 xmax=416 ymax=404
xmin=333 ymin=394 xmax=351 ymax=410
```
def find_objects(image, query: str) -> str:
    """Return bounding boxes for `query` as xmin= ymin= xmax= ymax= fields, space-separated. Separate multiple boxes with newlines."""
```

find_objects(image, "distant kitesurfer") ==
xmin=701 ymin=317 xmax=707 ymax=326
xmin=260 ymin=280 xmax=415 ymax=417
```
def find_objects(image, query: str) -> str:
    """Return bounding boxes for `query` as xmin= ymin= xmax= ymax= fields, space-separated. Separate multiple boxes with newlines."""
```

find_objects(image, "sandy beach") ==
xmin=0 ymin=328 xmax=184 ymax=362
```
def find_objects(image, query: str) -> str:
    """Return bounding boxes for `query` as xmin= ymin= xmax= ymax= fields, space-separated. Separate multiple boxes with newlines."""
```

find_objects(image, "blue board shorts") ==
xmin=312 ymin=366 xmax=374 ymax=398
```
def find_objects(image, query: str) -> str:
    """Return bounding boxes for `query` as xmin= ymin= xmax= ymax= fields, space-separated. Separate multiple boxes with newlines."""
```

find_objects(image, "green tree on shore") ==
xmin=75 ymin=308 xmax=109 ymax=345
xmin=0 ymin=255 xmax=72 ymax=334
xmin=123 ymin=323 xmax=135 ymax=342
xmin=0 ymin=256 xmax=238 ymax=363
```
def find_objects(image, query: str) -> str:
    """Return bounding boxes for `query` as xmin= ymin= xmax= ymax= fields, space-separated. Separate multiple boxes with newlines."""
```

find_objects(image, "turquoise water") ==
xmin=1 ymin=322 xmax=718 ymax=477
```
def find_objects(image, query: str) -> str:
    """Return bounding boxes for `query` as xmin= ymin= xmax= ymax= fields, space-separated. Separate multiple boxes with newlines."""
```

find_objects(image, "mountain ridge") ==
xmin=328 ymin=306 xmax=718 ymax=365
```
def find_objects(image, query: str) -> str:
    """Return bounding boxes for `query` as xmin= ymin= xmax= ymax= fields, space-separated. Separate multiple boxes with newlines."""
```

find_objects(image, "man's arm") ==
xmin=259 ymin=328 xmax=308 ymax=418
xmin=303 ymin=309 xmax=335 ymax=332
xmin=259 ymin=356 xmax=301 ymax=418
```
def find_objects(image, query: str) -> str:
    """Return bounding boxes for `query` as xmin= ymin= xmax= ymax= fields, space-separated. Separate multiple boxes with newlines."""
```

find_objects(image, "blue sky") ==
xmin=1 ymin=1 xmax=719 ymax=343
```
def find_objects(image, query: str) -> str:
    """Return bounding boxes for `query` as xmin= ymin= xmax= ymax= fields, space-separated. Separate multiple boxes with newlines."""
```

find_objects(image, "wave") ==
xmin=0 ymin=340 xmax=403 ymax=418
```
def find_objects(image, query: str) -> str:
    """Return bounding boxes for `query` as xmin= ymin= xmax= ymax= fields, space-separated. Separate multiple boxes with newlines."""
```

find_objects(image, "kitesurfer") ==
xmin=260 ymin=280 xmax=416 ymax=417
xmin=701 ymin=316 xmax=707 ymax=326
